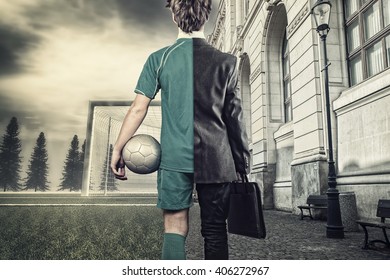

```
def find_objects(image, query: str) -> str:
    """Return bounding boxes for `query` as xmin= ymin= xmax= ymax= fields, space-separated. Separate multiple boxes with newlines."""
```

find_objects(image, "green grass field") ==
xmin=0 ymin=195 xmax=164 ymax=260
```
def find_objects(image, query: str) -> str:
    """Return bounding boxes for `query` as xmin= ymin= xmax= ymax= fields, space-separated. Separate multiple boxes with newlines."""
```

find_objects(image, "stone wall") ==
xmin=334 ymin=69 xmax=390 ymax=219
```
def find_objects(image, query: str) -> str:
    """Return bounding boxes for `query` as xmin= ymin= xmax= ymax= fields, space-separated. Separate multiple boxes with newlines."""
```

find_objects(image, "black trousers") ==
xmin=196 ymin=183 xmax=231 ymax=260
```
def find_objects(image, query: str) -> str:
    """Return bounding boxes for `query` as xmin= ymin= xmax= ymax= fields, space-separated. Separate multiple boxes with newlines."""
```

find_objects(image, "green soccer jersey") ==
xmin=135 ymin=38 xmax=194 ymax=173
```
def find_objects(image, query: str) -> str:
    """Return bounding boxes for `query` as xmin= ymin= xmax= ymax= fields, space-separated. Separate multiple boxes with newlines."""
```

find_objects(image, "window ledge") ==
xmin=274 ymin=121 xmax=294 ymax=142
xmin=333 ymin=68 xmax=390 ymax=113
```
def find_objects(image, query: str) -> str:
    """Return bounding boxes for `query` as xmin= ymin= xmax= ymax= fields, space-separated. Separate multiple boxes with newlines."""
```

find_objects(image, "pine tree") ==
xmin=76 ymin=139 xmax=86 ymax=191
xmin=0 ymin=117 xmax=23 ymax=192
xmin=99 ymin=144 xmax=119 ymax=192
xmin=58 ymin=135 xmax=80 ymax=192
xmin=80 ymin=139 xmax=86 ymax=165
xmin=24 ymin=132 xmax=50 ymax=192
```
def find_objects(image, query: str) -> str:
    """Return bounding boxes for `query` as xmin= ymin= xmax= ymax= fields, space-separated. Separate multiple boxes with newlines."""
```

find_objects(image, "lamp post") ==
xmin=311 ymin=0 xmax=344 ymax=239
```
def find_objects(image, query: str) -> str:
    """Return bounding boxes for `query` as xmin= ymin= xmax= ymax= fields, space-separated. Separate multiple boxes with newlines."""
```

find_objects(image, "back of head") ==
xmin=166 ymin=0 xmax=212 ymax=33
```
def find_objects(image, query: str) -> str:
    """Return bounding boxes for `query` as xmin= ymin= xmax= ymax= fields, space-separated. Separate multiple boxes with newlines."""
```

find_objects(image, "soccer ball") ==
xmin=122 ymin=134 xmax=161 ymax=174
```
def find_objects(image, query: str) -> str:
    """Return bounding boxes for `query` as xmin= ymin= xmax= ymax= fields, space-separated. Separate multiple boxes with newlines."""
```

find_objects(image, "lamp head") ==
xmin=312 ymin=0 xmax=332 ymax=36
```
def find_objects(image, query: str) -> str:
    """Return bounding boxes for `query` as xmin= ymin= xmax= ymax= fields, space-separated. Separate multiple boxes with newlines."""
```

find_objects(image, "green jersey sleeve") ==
xmin=134 ymin=53 xmax=161 ymax=99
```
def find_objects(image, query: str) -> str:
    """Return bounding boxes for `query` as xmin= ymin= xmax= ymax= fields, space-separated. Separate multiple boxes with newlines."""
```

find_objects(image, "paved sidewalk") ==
xmin=186 ymin=204 xmax=390 ymax=260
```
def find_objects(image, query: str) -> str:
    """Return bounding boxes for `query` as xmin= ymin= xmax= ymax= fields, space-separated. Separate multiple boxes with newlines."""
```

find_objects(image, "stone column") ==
xmin=236 ymin=0 xmax=243 ymax=28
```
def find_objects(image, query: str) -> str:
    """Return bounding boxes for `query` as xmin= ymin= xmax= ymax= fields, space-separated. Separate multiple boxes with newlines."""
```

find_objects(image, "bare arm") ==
xmin=110 ymin=94 xmax=151 ymax=180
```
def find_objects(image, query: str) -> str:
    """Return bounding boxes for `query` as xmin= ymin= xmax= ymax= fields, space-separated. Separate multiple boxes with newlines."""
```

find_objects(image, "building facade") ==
xmin=208 ymin=0 xmax=390 ymax=219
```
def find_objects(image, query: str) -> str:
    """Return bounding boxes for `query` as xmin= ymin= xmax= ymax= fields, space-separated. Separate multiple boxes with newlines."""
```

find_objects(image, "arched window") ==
xmin=282 ymin=33 xmax=292 ymax=122
xmin=266 ymin=3 xmax=289 ymax=123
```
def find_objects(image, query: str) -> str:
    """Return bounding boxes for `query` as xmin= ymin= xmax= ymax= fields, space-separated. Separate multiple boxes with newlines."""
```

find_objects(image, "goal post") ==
xmin=81 ymin=100 xmax=161 ymax=196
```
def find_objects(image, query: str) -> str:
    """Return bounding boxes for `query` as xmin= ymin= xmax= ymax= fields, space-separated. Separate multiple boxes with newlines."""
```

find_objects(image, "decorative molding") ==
xmin=209 ymin=4 xmax=226 ymax=46
xmin=252 ymin=164 xmax=268 ymax=173
xmin=250 ymin=63 xmax=263 ymax=83
xmin=238 ymin=52 xmax=249 ymax=69
xmin=234 ymin=38 xmax=244 ymax=56
xmin=287 ymin=2 xmax=310 ymax=39
xmin=236 ymin=25 xmax=243 ymax=39
xmin=274 ymin=122 xmax=294 ymax=143
xmin=291 ymin=153 xmax=328 ymax=166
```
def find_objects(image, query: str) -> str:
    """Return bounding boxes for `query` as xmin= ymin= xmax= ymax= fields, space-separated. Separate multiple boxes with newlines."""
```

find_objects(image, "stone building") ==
xmin=208 ymin=0 xmax=390 ymax=219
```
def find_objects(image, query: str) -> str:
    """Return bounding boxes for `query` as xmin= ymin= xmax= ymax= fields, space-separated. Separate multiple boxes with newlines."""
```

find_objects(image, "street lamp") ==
xmin=311 ymin=0 xmax=344 ymax=239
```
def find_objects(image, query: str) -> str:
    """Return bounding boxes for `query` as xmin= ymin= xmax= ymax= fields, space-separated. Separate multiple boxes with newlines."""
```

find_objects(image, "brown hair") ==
xmin=166 ymin=0 xmax=212 ymax=33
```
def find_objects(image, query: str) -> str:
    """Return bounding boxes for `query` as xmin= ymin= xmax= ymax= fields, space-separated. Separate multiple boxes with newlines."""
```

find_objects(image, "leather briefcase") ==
xmin=227 ymin=175 xmax=266 ymax=239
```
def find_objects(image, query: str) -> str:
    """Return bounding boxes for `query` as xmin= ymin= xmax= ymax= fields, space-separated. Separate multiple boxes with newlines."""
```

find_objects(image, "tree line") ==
xmin=0 ymin=117 xmax=117 ymax=192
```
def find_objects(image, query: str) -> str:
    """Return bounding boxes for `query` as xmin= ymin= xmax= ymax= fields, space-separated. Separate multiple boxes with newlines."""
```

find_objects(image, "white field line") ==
xmin=0 ymin=203 xmax=155 ymax=207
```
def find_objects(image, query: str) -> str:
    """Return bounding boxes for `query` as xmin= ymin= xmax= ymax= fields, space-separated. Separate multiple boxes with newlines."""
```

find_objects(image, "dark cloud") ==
xmin=21 ymin=0 xmax=116 ymax=32
xmin=21 ymin=0 xmax=216 ymax=38
xmin=115 ymin=0 xmax=173 ymax=31
xmin=0 ymin=93 xmax=42 ymax=132
xmin=0 ymin=91 xmax=86 ymax=143
xmin=21 ymin=0 xmax=173 ymax=34
xmin=0 ymin=24 xmax=40 ymax=76
xmin=0 ymin=0 xmax=175 ymax=78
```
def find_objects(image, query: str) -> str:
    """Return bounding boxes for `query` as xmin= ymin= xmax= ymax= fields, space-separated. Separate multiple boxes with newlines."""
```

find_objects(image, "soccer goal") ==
xmin=81 ymin=100 xmax=161 ymax=196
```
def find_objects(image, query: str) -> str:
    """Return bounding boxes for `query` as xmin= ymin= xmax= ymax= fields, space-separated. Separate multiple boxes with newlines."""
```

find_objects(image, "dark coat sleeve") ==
xmin=223 ymin=57 xmax=251 ymax=174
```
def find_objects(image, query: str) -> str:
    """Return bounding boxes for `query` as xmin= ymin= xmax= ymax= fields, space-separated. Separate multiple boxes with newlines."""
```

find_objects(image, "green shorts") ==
xmin=157 ymin=169 xmax=194 ymax=210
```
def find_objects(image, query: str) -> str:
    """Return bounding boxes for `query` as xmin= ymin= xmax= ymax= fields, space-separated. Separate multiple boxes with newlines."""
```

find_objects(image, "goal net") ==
xmin=81 ymin=100 xmax=161 ymax=196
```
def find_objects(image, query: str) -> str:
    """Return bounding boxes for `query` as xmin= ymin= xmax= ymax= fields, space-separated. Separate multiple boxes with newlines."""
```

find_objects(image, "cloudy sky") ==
xmin=0 ymin=0 xmax=220 ymax=188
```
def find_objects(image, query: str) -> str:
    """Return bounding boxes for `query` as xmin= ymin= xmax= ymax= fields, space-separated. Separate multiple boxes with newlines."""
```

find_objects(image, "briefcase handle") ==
xmin=230 ymin=174 xmax=251 ymax=194
xmin=239 ymin=173 xmax=249 ymax=183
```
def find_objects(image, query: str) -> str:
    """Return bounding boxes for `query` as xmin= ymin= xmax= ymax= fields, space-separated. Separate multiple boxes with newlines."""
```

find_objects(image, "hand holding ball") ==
xmin=122 ymin=134 xmax=161 ymax=174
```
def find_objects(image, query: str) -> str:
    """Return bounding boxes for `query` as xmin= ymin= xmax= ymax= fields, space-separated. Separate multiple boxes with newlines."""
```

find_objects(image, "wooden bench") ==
xmin=297 ymin=195 xmax=327 ymax=220
xmin=356 ymin=199 xmax=390 ymax=249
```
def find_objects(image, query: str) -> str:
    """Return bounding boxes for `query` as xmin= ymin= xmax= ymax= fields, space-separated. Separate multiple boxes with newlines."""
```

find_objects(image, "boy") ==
xmin=111 ymin=0 xmax=250 ymax=260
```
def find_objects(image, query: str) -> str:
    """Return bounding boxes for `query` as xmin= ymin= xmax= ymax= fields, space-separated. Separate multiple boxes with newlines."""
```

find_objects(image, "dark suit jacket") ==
xmin=193 ymin=38 xmax=250 ymax=183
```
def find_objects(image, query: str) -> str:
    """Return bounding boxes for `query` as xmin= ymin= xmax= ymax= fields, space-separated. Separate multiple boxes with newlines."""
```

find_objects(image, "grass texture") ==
xmin=0 ymin=206 xmax=164 ymax=260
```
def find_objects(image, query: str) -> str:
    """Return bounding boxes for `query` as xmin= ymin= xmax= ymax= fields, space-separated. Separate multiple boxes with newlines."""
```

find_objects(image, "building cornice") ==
xmin=286 ymin=2 xmax=310 ymax=39
xmin=208 ymin=0 xmax=226 ymax=45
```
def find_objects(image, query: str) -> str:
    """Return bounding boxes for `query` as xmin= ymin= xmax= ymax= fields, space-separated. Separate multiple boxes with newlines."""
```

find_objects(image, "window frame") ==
xmin=344 ymin=0 xmax=390 ymax=86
